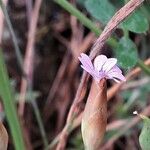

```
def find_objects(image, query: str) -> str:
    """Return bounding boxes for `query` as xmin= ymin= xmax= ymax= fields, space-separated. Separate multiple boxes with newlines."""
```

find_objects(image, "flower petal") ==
xmin=107 ymin=65 xmax=126 ymax=82
xmin=78 ymin=53 xmax=94 ymax=72
xmin=79 ymin=53 xmax=102 ymax=81
xmin=102 ymin=58 xmax=117 ymax=72
xmin=108 ymin=65 xmax=122 ymax=74
xmin=107 ymin=71 xmax=126 ymax=82
xmin=80 ymin=65 xmax=93 ymax=74
xmin=81 ymin=65 xmax=100 ymax=81
xmin=94 ymin=55 xmax=107 ymax=71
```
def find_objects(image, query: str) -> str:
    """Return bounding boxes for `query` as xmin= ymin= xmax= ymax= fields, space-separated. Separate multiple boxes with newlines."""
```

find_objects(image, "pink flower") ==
xmin=78 ymin=53 xmax=126 ymax=83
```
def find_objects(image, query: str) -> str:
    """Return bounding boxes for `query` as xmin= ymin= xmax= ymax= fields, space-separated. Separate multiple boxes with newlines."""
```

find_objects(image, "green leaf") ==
xmin=111 ymin=0 xmax=124 ymax=8
xmin=115 ymin=37 xmax=138 ymax=69
xmin=85 ymin=0 xmax=115 ymax=24
xmin=122 ymin=9 xmax=149 ymax=33
xmin=139 ymin=116 xmax=150 ymax=150
xmin=0 ymin=49 xmax=25 ymax=150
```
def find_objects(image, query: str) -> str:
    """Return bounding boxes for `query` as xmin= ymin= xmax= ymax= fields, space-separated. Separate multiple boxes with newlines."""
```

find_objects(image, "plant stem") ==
xmin=0 ymin=48 xmax=25 ymax=150
xmin=137 ymin=59 xmax=150 ymax=75
xmin=0 ymin=0 xmax=24 ymax=73
xmin=54 ymin=0 xmax=100 ymax=35
xmin=31 ymin=99 xmax=49 ymax=147
xmin=53 ymin=0 xmax=117 ymax=48
xmin=0 ymin=0 xmax=48 ymax=147
xmin=28 ymin=83 xmax=48 ymax=148
xmin=123 ymin=29 xmax=129 ymax=38
xmin=53 ymin=0 xmax=150 ymax=75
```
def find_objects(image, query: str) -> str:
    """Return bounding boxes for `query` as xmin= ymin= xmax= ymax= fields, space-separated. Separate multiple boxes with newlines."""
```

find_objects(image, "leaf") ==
xmin=0 ymin=49 xmax=25 ymax=150
xmin=115 ymin=37 xmax=138 ymax=69
xmin=139 ymin=116 xmax=150 ymax=150
xmin=0 ymin=122 xmax=8 ymax=150
xmin=85 ymin=0 xmax=115 ymax=24
xmin=122 ymin=9 xmax=149 ymax=33
xmin=111 ymin=0 xmax=124 ymax=8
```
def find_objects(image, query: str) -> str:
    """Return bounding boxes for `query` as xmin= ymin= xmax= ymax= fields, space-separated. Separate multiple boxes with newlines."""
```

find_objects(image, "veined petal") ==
xmin=80 ymin=65 xmax=94 ymax=75
xmin=79 ymin=53 xmax=104 ymax=82
xmin=81 ymin=65 xmax=100 ymax=81
xmin=107 ymin=71 xmax=126 ymax=82
xmin=108 ymin=65 xmax=122 ymax=74
xmin=94 ymin=55 xmax=107 ymax=71
xmin=78 ymin=53 xmax=94 ymax=72
xmin=102 ymin=58 xmax=117 ymax=72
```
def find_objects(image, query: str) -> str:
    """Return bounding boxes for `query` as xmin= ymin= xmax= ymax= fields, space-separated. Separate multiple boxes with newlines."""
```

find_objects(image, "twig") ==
xmin=0 ymin=0 xmax=24 ymax=72
xmin=101 ymin=104 xmax=150 ymax=150
xmin=137 ymin=59 xmax=150 ymax=75
xmin=53 ymin=0 xmax=117 ymax=48
xmin=122 ymin=77 xmax=150 ymax=90
xmin=25 ymin=0 xmax=33 ymax=26
xmin=44 ymin=53 xmax=70 ymax=115
xmin=18 ymin=0 xmax=39 ymax=116
xmin=0 ymin=0 xmax=7 ymax=42
xmin=89 ymin=0 xmax=144 ymax=58
xmin=54 ymin=0 xmax=150 ymax=75
xmin=0 ymin=1 xmax=34 ymax=150
xmin=44 ymin=32 xmax=95 ymax=120
xmin=18 ymin=0 xmax=48 ymax=148
xmin=53 ymin=0 xmax=100 ymax=36
xmin=55 ymin=0 xmax=145 ymax=149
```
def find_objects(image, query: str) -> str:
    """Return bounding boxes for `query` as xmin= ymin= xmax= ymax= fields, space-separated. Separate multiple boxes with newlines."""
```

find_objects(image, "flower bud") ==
xmin=81 ymin=78 xmax=107 ymax=150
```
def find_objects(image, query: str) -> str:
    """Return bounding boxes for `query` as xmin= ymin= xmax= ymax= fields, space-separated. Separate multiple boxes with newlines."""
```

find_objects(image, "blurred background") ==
xmin=0 ymin=0 xmax=150 ymax=150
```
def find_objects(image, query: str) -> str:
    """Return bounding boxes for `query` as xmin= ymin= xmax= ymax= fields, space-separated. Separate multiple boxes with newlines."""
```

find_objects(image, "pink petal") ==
xmin=102 ymin=58 xmax=117 ymax=72
xmin=79 ymin=53 xmax=102 ymax=81
xmin=80 ymin=65 xmax=93 ymax=74
xmin=108 ymin=71 xmax=126 ymax=82
xmin=94 ymin=55 xmax=107 ymax=71
xmin=78 ymin=53 xmax=126 ymax=83
xmin=108 ymin=65 xmax=122 ymax=74
xmin=78 ymin=53 xmax=94 ymax=73
xmin=81 ymin=65 xmax=100 ymax=81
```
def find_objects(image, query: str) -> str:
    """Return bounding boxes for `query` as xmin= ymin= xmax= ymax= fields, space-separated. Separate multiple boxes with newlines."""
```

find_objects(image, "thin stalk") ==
xmin=137 ymin=59 xmax=150 ymax=75
xmin=0 ymin=0 xmax=24 ymax=73
xmin=53 ymin=0 xmax=150 ymax=75
xmin=0 ymin=0 xmax=48 ymax=147
xmin=123 ymin=28 xmax=129 ymax=38
xmin=53 ymin=0 xmax=117 ymax=48
xmin=31 ymin=99 xmax=48 ymax=147
xmin=0 ymin=48 xmax=25 ymax=150
xmin=28 ymin=84 xmax=48 ymax=148
xmin=54 ymin=0 xmax=100 ymax=36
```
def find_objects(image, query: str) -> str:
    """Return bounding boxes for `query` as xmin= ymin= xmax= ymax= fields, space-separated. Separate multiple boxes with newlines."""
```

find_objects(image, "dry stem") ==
xmin=0 ymin=0 xmax=7 ymax=42
xmin=55 ymin=0 xmax=145 ymax=149
xmin=18 ymin=0 xmax=42 ymax=116
xmin=48 ymin=56 xmax=150 ymax=149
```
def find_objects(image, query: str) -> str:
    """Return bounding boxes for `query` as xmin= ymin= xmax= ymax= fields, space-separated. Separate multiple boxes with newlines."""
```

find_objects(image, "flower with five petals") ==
xmin=78 ymin=53 xmax=126 ymax=83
